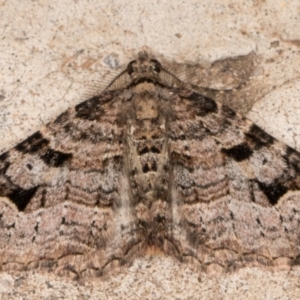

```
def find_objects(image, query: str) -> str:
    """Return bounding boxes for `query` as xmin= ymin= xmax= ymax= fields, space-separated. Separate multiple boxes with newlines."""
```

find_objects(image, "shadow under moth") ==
xmin=0 ymin=51 xmax=300 ymax=278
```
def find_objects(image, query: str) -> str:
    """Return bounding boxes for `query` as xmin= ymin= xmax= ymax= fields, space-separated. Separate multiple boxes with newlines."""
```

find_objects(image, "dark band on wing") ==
xmin=8 ymin=186 xmax=39 ymax=211
xmin=222 ymin=143 xmax=253 ymax=162
xmin=41 ymin=149 xmax=72 ymax=167
xmin=284 ymin=146 xmax=300 ymax=174
xmin=16 ymin=132 xmax=49 ymax=154
xmin=75 ymin=92 xmax=116 ymax=121
xmin=246 ymin=124 xmax=275 ymax=149
xmin=221 ymin=105 xmax=236 ymax=119
xmin=75 ymin=96 xmax=105 ymax=121
xmin=256 ymin=181 xmax=288 ymax=205
xmin=187 ymin=93 xmax=218 ymax=116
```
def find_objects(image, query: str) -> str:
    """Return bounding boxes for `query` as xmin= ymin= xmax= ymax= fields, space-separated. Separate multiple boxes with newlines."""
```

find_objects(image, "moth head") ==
xmin=105 ymin=51 xmax=183 ymax=91
xmin=126 ymin=51 xmax=162 ymax=83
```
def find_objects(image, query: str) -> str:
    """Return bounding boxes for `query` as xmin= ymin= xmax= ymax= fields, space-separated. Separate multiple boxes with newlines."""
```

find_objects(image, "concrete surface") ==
xmin=1 ymin=0 xmax=300 ymax=298
xmin=1 ymin=256 xmax=300 ymax=300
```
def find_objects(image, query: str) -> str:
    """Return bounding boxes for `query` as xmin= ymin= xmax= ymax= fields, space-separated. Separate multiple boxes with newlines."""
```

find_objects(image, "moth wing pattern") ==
xmin=0 ymin=90 xmax=140 ymax=277
xmin=0 ymin=51 xmax=300 ymax=277
xmin=168 ymin=90 xmax=300 ymax=270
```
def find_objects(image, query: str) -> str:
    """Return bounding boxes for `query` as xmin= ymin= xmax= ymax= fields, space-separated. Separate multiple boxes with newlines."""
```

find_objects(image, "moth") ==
xmin=0 ymin=51 xmax=300 ymax=278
